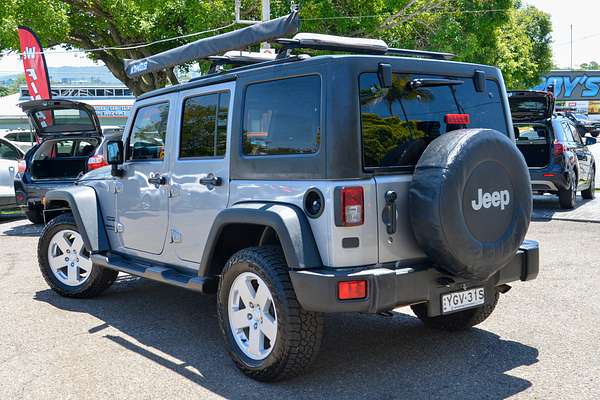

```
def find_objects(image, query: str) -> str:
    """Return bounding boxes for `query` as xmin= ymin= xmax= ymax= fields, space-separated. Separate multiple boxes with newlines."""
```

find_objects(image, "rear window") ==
xmin=515 ymin=125 xmax=549 ymax=141
xmin=359 ymin=73 xmax=507 ymax=169
xmin=32 ymin=108 xmax=97 ymax=134
xmin=242 ymin=75 xmax=321 ymax=156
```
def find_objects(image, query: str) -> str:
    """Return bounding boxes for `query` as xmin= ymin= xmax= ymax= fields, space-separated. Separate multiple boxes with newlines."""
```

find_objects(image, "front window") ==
xmin=242 ymin=75 xmax=321 ymax=156
xmin=128 ymin=103 xmax=170 ymax=161
xmin=359 ymin=73 xmax=507 ymax=169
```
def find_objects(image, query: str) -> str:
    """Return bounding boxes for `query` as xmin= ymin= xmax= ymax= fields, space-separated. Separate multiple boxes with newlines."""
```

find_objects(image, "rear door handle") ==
xmin=199 ymin=173 xmax=222 ymax=187
xmin=382 ymin=190 xmax=398 ymax=235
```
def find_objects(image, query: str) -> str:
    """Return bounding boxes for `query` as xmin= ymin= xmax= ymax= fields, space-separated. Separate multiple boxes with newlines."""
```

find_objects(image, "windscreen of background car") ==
xmin=242 ymin=75 xmax=321 ymax=156
xmin=359 ymin=73 xmax=507 ymax=170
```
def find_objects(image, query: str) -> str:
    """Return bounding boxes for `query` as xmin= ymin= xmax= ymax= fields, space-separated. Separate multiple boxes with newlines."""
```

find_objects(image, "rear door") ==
xmin=0 ymin=140 xmax=21 ymax=201
xmin=565 ymin=122 xmax=591 ymax=187
xmin=359 ymin=72 xmax=510 ymax=263
xmin=168 ymin=83 xmax=233 ymax=263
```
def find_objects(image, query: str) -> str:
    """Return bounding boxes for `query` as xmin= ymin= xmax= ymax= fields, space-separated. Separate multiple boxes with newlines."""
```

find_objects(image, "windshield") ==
xmin=359 ymin=72 xmax=508 ymax=169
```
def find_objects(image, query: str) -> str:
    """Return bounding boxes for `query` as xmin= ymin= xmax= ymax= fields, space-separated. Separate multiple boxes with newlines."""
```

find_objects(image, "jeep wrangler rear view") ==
xmin=36 ymin=13 xmax=539 ymax=382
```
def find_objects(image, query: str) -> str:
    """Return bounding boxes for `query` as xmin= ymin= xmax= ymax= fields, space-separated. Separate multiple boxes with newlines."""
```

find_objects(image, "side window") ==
xmin=569 ymin=124 xmax=583 ymax=144
xmin=128 ymin=102 xmax=170 ymax=161
xmin=0 ymin=141 xmax=20 ymax=160
xmin=76 ymin=139 xmax=97 ymax=156
xmin=242 ymin=75 xmax=321 ymax=156
xmin=179 ymin=91 xmax=230 ymax=158
xmin=562 ymin=122 xmax=575 ymax=144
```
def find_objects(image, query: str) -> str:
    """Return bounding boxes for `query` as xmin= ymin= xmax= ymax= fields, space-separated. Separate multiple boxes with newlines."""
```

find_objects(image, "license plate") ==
xmin=441 ymin=287 xmax=485 ymax=314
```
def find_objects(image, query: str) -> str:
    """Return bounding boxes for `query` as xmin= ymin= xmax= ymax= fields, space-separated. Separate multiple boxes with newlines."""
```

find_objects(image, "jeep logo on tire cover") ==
xmin=471 ymin=188 xmax=510 ymax=211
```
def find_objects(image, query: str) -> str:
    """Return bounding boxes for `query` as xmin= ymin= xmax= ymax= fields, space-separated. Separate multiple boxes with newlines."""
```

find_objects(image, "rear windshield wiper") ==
xmin=407 ymin=78 xmax=464 ymax=90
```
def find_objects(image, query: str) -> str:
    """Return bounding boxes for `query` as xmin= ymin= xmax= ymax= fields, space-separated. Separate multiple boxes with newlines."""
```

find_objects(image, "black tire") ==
xmin=38 ymin=213 xmax=118 ymax=298
xmin=408 ymin=128 xmax=532 ymax=281
xmin=592 ymin=132 xmax=599 ymax=138
xmin=559 ymin=171 xmax=577 ymax=209
xmin=25 ymin=207 xmax=44 ymax=225
xmin=582 ymin=168 xmax=596 ymax=200
xmin=217 ymin=246 xmax=323 ymax=382
xmin=411 ymin=291 xmax=499 ymax=331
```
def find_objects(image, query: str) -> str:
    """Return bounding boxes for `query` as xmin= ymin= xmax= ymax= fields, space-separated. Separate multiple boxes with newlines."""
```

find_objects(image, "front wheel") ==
xmin=38 ymin=213 xmax=118 ymax=298
xmin=411 ymin=291 xmax=499 ymax=331
xmin=217 ymin=246 xmax=323 ymax=381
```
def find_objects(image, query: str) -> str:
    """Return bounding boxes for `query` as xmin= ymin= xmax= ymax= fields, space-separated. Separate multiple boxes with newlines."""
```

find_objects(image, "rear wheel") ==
xmin=25 ymin=206 xmax=44 ymax=224
xmin=411 ymin=291 xmax=499 ymax=331
xmin=217 ymin=246 xmax=323 ymax=381
xmin=582 ymin=168 xmax=596 ymax=200
xmin=38 ymin=213 xmax=118 ymax=298
xmin=558 ymin=171 xmax=577 ymax=209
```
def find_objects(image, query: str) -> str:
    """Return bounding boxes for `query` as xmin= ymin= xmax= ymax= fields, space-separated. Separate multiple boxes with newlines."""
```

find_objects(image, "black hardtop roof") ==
xmin=137 ymin=54 xmax=502 ymax=101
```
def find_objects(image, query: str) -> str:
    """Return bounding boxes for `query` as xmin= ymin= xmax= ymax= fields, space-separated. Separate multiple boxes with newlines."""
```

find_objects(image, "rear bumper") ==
xmin=289 ymin=240 xmax=539 ymax=316
xmin=14 ymin=177 xmax=74 ymax=209
xmin=530 ymin=169 xmax=567 ymax=192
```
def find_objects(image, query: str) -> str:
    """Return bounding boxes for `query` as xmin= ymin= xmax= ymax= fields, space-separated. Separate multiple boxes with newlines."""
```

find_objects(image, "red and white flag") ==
xmin=17 ymin=26 xmax=51 ymax=100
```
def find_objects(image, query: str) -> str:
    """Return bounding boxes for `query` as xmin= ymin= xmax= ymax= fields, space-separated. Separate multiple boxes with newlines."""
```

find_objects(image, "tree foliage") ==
xmin=580 ymin=61 xmax=600 ymax=70
xmin=0 ymin=0 xmax=552 ymax=94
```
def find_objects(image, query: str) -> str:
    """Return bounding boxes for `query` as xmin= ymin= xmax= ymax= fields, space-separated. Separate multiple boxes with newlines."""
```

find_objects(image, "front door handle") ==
xmin=199 ymin=173 xmax=222 ymax=187
xmin=148 ymin=174 xmax=167 ymax=186
xmin=382 ymin=190 xmax=398 ymax=235
xmin=8 ymin=166 xmax=14 ymax=172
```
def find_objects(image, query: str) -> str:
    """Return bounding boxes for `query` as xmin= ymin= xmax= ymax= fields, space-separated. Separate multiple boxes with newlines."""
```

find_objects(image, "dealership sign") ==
xmin=93 ymin=105 xmax=132 ymax=118
xmin=533 ymin=70 xmax=600 ymax=100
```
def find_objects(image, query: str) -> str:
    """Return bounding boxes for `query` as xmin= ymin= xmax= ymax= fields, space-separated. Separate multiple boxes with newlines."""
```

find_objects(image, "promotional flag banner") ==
xmin=17 ymin=26 xmax=52 ymax=128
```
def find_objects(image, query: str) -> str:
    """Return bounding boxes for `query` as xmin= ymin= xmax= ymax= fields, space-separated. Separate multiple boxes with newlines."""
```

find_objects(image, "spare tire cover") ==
xmin=408 ymin=128 xmax=532 ymax=280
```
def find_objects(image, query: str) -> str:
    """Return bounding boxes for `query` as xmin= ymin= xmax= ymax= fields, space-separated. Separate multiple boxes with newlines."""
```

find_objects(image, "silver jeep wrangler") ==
xmin=37 ymin=13 xmax=539 ymax=382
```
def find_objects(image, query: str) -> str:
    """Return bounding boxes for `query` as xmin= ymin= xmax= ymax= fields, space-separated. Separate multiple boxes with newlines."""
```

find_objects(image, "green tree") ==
xmin=0 ymin=0 xmax=552 ymax=94
xmin=580 ymin=61 xmax=600 ymax=70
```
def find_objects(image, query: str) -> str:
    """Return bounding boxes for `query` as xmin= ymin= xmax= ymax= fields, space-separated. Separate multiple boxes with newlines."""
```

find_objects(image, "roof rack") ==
xmin=124 ymin=11 xmax=299 ymax=78
xmin=207 ymin=51 xmax=277 ymax=73
xmin=277 ymin=33 xmax=454 ymax=60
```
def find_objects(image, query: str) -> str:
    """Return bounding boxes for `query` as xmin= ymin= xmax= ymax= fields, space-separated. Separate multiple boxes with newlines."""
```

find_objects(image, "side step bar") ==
xmin=91 ymin=253 xmax=217 ymax=293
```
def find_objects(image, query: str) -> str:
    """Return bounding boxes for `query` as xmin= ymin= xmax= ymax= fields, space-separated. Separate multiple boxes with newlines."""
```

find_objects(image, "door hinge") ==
xmin=170 ymin=229 xmax=182 ymax=243
xmin=113 ymin=181 xmax=123 ymax=193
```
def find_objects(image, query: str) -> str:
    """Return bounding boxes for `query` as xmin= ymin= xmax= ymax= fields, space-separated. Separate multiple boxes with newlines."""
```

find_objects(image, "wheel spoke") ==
xmin=48 ymin=255 xmax=66 ymax=272
xmin=67 ymin=263 xmax=78 ymax=284
xmin=230 ymin=309 xmax=250 ymax=330
xmin=240 ymin=278 xmax=256 ymax=305
xmin=55 ymin=235 xmax=71 ymax=253
xmin=72 ymin=236 xmax=85 ymax=254
xmin=261 ymin=314 xmax=277 ymax=342
xmin=255 ymin=283 xmax=270 ymax=309
xmin=247 ymin=326 xmax=262 ymax=356
xmin=78 ymin=256 xmax=93 ymax=272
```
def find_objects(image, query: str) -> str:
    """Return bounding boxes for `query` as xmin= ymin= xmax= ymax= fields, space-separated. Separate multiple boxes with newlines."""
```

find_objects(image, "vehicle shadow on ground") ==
xmin=34 ymin=277 xmax=538 ymax=400
xmin=531 ymin=194 xmax=599 ymax=223
xmin=1 ymin=221 xmax=42 ymax=237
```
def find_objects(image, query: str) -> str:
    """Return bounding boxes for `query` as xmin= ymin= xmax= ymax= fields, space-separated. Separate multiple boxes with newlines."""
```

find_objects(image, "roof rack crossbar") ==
xmin=386 ymin=48 xmax=454 ymax=60
xmin=124 ymin=11 xmax=299 ymax=78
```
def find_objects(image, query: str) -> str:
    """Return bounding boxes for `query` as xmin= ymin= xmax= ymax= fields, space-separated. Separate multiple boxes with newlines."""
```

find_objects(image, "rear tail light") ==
xmin=87 ymin=155 xmax=108 ymax=171
xmin=338 ymin=280 xmax=367 ymax=300
xmin=553 ymin=142 xmax=566 ymax=156
xmin=341 ymin=186 xmax=364 ymax=226
xmin=445 ymin=113 xmax=471 ymax=125
xmin=17 ymin=159 xmax=27 ymax=173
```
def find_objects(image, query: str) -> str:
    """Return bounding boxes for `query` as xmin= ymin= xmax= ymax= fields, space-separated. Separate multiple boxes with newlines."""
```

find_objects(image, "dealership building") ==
xmin=534 ymin=70 xmax=600 ymax=117
xmin=0 ymin=85 xmax=134 ymax=131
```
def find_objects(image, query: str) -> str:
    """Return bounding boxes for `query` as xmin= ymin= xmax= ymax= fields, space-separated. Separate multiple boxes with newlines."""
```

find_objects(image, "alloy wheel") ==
xmin=47 ymin=229 xmax=92 ymax=286
xmin=228 ymin=271 xmax=278 ymax=360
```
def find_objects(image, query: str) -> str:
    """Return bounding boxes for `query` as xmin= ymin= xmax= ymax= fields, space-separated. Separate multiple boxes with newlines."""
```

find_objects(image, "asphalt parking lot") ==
xmin=1 ymin=213 xmax=599 ymax=400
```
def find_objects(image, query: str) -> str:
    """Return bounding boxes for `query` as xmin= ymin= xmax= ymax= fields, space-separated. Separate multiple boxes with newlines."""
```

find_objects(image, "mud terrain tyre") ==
xmin=38 ymin=213 xmax=118 ymax=298
xmin=411 ymin=291 xmax=499 ymax=331
xmin=408 ymin=128 xmax=532 ymax=281
xmin=217 ymin=246 xmax=323 ymax=381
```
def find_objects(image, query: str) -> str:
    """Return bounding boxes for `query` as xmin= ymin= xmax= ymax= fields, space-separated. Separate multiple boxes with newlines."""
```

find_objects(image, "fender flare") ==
xmin=198 ymin=202 xmax=322 ymax=276
xmin=45 ymin=186 xmax=110 ymax=253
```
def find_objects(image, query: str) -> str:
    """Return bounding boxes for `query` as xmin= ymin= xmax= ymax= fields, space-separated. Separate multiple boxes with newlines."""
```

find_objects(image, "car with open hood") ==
xmin=14 ymin=99 xmax=117 ymax=224
xmin=509 ymin=90 xmax=596 ymax=208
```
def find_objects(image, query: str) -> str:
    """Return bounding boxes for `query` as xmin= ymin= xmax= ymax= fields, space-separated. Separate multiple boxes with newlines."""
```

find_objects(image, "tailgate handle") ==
xmin=382 ymin=190 xmax=398 ymax=235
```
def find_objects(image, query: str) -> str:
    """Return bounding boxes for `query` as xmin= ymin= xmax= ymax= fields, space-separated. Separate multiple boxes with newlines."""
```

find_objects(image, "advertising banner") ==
xmin=17 ymin=26 xmax=52 ymax=101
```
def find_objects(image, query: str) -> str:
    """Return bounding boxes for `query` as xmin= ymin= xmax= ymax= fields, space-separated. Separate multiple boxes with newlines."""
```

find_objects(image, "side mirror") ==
xmin=586 ymin=137 xmax=597 ymax=146
xmin=106 ymin=140 xmax=124 ymax=177
xmin=378 ymin=63 xmax=393 ymax=88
